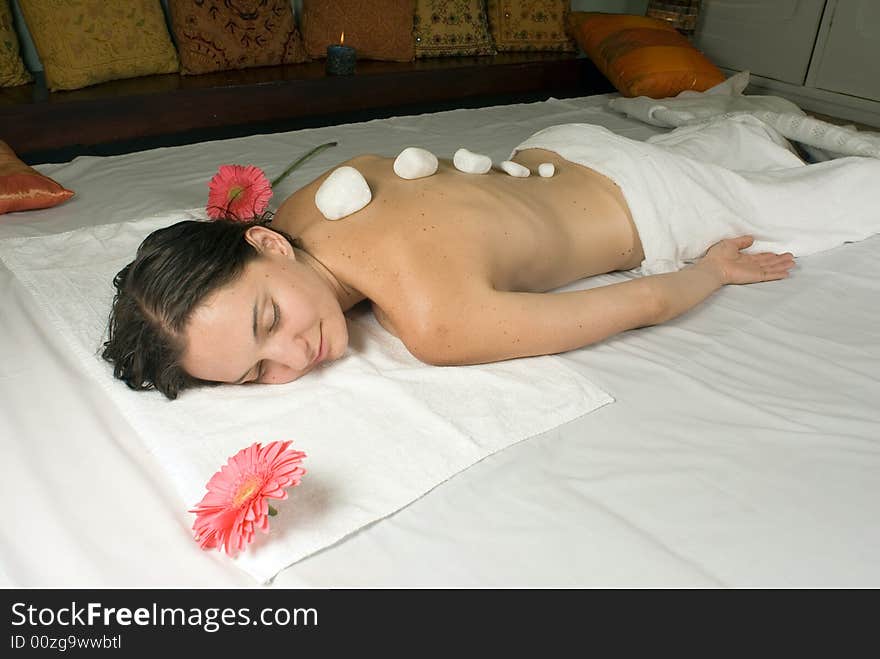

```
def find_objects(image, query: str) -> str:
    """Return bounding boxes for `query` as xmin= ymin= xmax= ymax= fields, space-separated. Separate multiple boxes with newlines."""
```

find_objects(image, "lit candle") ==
xmin=326 ymin=31 xmax=356 ymax=76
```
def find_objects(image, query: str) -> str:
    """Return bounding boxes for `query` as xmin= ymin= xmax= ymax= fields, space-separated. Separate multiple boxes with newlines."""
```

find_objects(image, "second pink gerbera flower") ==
xmin=206 ymin=164 xmax=273 ymax=221
xmin=189 ymin=440 xmax=307 ymax=556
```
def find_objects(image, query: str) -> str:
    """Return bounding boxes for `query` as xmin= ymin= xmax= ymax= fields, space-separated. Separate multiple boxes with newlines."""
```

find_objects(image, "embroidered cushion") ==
xmin=486 ymin=0 xmax=576 ymax=52
xmin=0 ymin=0 xmax=31 ymax=87
xmin=300 ymin=0 xmax=416 ymax=62
xmin=414 ymin=0 xmax=495 ymax=58
xmin=18 ymin=0 xmax=179 ymax=91
xmin=167 ymin=0 xmax=308 ymax=75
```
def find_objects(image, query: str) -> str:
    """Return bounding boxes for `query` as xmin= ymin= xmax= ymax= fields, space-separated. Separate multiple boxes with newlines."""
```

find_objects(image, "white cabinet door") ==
xmin=694 ymin=0 xmax=827 ymax=85
xmin=810 ymin=0 xmax=880 ymax=101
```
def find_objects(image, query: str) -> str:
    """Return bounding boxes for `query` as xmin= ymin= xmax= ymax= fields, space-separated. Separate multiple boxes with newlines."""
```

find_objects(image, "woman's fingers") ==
xmin=754 ymin=250 xmax=793 ymax=259
xmin=712 ymin=239 xmax=796 ymax=284
xmin=756 ymin=264 xmax=788 ymax=281
xmin=755 ymin=252 xmax=796 ymax=266
xmin=738 ymin=251 xmax=794 ymax=283
xmin=766 ymin=268 xmax=790 ymax=280
xmin=733 ymin=235 xmax=755 ymax=249
xmin=759 ymin=254 xmax=795 ymax=280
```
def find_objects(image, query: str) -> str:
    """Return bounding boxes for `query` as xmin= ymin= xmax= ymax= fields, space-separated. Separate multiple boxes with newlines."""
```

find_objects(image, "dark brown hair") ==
xmin=102 ymin=216 xmax=299 ymax=400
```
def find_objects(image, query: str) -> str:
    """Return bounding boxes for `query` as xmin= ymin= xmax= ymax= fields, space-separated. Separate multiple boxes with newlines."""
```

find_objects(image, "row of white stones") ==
xmin=315 ymin=146 xmax=555 ymax=221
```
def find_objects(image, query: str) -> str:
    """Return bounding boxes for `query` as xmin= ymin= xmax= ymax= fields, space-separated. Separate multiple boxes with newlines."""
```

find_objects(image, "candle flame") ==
xmin=340 ymin=31 xmax=345 ymax=45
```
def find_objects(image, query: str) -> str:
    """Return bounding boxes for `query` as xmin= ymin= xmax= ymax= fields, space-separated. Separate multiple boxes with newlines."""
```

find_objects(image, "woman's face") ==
xmin=180 ymin=229 xmax=348 ymax=386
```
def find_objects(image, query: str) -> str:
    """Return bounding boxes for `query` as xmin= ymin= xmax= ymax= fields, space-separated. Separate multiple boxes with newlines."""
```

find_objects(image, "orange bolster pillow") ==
xmin=567 ymin=12 xmax=725 ymax=99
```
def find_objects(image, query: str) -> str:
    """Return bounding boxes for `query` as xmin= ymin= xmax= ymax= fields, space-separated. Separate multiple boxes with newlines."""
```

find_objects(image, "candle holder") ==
xmin=326 ymin=43 xmax=356 ymax=76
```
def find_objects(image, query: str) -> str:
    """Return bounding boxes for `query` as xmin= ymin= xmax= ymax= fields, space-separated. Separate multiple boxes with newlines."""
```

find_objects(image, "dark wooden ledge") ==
xmin=0 ymin=53 xmax=611 ymax=162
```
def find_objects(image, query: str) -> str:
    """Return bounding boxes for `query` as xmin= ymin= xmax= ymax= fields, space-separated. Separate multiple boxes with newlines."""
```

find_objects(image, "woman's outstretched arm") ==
xmin=402 ymin=235 xmax=794 ymax=365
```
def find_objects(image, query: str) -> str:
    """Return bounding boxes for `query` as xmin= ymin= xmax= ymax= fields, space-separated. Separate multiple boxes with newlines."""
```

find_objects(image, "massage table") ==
xmin=1 ymin=93 xmax=878 ymax=587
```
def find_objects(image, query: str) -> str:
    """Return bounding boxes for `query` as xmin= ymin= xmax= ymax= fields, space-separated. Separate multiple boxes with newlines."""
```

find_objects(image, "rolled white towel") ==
xmin=393 ymin=147 xmax=439 ymax=180
xmin=500 ymin=160 xmax=530 ymax=178
xmin=453 ymin=148 xmax=492 ymax=174
xmin=315 ymin=166 xmax=372 ymax=221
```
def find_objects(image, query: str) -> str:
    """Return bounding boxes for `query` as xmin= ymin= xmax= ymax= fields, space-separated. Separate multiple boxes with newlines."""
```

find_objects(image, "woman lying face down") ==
xmin=104 ymin=142 xmax=803 ymax=401
xmin=178 ymin=223 xmax=352 ymax=387
xmin=104 ymin=218 xmax=359 ymax=399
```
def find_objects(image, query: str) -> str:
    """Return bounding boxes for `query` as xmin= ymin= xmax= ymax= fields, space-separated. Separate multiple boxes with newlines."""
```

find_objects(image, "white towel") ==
xmin=608 ymin=71 xmax=880 ymax=160
xmin=513 ymin=121 xmax=880 ymax=275
xmin=0 ymin=210 xmax=613 ymax=584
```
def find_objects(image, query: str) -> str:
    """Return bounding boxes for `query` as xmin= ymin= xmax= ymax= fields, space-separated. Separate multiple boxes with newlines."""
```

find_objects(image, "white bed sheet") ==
xmin=1 ymin=94 xmax=878 ymax=587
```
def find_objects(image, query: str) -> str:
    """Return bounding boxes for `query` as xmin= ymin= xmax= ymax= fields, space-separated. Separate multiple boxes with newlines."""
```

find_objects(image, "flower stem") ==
xmin=268 ymin=504 xmax=278 ymax=516
xmin=270 ymin=141 xmax=338 ymax=188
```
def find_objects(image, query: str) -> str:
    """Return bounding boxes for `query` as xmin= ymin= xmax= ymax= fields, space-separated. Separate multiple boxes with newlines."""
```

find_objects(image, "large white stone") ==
xmin=500 ymin=160 xmax=530 ymax=178
xmin=453 ymin=148 xmax=492 ymax=174
xmin=538 ymin=163 xmax=555 ymax=178
xmin=393 ymin=147 xmax=439 ymax=180
xmin=314 ymin=166 xmax=372 ymax=221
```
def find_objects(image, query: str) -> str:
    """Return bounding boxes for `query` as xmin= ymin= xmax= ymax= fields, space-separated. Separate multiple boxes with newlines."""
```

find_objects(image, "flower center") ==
xmin=227 ymin=185 xmax=244 ymax=202
xmin=232 ymin=475 xmax=262 ymax=508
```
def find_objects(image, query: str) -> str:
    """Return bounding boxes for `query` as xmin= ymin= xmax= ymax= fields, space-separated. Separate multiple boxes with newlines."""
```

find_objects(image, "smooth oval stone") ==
xmin=453 ymin=148 xmax=492 ymax=174
xmin=538 ymin=163 xmax=555 ymax=178
xmin=393 ymin=147 xmax=439 ymax=180
xmin=500 ymin=160 xmax=530 ymax=178
xmin=315 ymin=166 xmax=372 ymax=221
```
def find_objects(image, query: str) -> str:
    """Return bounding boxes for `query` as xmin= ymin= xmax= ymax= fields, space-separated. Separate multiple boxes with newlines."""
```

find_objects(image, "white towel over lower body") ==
xmin=512 ymin=117 xmax=880 ymax=275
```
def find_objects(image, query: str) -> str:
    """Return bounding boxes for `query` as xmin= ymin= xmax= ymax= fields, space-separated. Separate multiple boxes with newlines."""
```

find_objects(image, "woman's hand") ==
xmin=701 ymin=235 xmax=795 ymax=285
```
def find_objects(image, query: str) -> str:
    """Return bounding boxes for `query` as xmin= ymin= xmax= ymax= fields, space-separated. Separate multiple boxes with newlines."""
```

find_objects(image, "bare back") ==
xmin=273 ymin=148 xmax=644 ymax=336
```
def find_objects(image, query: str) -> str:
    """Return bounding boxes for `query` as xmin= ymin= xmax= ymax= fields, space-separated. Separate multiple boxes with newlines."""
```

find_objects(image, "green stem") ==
xmin=268 ymin=504 xmax=278 ymax=517
xmin=270 ymin=141 xmax=338 ymax=188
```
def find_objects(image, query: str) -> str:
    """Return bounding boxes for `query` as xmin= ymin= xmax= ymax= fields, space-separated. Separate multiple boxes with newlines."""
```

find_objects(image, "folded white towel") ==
xmin=0 ymin=210 xmax=613 ymax=583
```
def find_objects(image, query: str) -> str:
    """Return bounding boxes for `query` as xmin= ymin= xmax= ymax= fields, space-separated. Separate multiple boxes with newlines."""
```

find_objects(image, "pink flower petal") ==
xmin=190 ymin=441 xmax=307 ymax=556
xmin=206 ymin=164 xmax=273 ymax=221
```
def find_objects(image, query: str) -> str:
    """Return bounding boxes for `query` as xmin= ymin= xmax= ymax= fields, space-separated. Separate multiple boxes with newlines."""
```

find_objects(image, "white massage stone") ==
xmin=393 ymin=147 xmax=439 ymax=180
xmin=315 ymin=166 xmax=372 ymax=221
xmin=538 ymin=163 xmax=555 ymax=178
xmin=500 ymin=160 xmax=530 ymax=178
xmin=453 ymin=148 xmax=492 ymax=175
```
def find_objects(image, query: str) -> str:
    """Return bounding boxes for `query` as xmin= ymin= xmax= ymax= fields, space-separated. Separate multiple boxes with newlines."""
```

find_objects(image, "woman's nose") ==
xmin=264 ymin=335 xmax=312 ymax=381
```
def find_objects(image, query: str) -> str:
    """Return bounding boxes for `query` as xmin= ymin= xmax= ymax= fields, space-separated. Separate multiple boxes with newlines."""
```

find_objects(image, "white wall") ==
xmin=11 ymin=0 xmax=648 ymax=74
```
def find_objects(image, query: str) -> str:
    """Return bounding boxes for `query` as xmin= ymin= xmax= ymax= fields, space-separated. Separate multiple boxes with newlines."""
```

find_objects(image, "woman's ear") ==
xmin=244 ymin=225 xmax=294 ymax=257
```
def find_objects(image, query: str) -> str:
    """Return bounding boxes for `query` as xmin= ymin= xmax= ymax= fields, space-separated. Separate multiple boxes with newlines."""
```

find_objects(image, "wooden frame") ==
xmin=0 ymin=53 xmax=612 ymax=161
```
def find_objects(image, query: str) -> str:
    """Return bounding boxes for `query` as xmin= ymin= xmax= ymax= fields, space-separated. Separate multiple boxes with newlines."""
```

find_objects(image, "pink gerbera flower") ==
xmin=206 ymin=164 xmax=273 ymax=220
xmin=189 ymin=440 xmax=307 ymax=556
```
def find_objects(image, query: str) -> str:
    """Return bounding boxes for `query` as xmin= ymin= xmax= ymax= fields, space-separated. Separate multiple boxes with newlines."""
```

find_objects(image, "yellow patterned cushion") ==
xmin=18 ymin=0 xmax=179 ymax=91
xmin=486 ymin=0 xmax=576 ymax=52
xmin=0 ymin=0 xmax=32 ymax=87
xmin=414 ymin=0 xmax=495 ymax=58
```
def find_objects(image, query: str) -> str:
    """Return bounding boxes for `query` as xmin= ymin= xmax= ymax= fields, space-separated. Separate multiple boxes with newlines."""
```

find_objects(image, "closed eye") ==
xmin=254 ymin=302 xmax=280 ymax=383
xmin=270 ymin=301 xmax=280 ymax=332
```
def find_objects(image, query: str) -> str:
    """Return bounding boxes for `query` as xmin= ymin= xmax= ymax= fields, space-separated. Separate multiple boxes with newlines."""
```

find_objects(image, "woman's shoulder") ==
xmin=346 ymin=153 xmax=385 ymax=163
xmin=274 ymin=154 xmax=391 ymax=230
